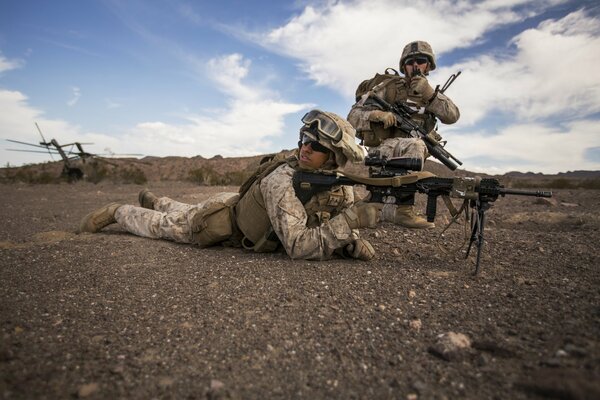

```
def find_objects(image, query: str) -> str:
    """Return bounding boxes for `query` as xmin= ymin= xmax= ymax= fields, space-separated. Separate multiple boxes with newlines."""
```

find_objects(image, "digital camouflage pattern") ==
xmin=348 ymin=72 xmax=460 ymax=165
xmin=260 ymin=164 xmax=359 ymax=260
xmin=113 ymin=164 xmax=359 ymax=260
xmin=114 ymin=192 xmax=239 ymax=244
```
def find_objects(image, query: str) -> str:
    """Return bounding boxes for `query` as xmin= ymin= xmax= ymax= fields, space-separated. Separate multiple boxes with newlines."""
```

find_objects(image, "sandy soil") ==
xmin=1 ymin=181 xmax=599 ymax=399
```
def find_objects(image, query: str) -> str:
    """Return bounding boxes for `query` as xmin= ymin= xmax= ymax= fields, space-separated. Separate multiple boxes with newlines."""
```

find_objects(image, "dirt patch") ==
xmin=1 ymin=182 xmax=599 ymax=399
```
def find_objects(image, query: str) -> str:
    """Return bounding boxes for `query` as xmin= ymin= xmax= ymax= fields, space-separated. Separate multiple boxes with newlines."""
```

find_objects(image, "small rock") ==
xmin=560 ymin=202 xmax=579 ymax=207
xmin=408 ymin=290 xmax=416 ymax=298
xmin=428 ymin=332 xmax=471 ymax=361
xmin=409 ymin=319 xmax=422 ymax=332
xmin=158 ymin=377 xmax=175 ymax=387
xmin=534 ymin=197 xmax=557 ymax=206
xmin=210 ymin=379 xmax=224 ymax=391
xmin=555 ymin=349 xmax=568 ymax=357
xmin=78 ymin=383 xmax=99 ymax=398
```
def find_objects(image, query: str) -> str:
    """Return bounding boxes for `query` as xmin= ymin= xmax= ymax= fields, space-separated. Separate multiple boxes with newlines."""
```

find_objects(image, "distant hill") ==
xmin=505 ymin=170 xmax=600 ymax=179
xmin=2 ymin=150 xmax=598 ymax=189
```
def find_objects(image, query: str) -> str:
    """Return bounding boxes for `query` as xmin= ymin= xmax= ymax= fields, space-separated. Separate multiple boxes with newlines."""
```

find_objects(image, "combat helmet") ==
xmin=399 ymin=40 xmax=436 ymax=74
xmin=299 ymin=109 xmax=365 ymax=168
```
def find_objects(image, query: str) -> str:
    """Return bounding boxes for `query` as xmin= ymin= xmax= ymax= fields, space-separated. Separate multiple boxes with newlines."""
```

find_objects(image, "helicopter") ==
xmin=6 ymin=123 xmax=143 ymax=181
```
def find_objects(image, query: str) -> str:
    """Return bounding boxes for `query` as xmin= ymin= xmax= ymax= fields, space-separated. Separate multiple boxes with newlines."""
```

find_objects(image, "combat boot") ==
xmin=391 ymin=204 xmax=435 ymax=229
xmin=138 ymin=189 xmax=158 ymax=210
xmin=78 ymin=202 xmax=122 ymax=233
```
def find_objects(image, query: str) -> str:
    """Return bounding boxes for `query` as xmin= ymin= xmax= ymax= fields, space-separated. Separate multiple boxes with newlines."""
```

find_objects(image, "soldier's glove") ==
xmin=368 ymin=110 xmax=396 ymax=129
xmin=345 ymin=238 xmax=375 ymax=261
xmin=410 ymin=76 xmax=435 ymax=101
xmin=343 ymin=202 xmax=381 ymax=229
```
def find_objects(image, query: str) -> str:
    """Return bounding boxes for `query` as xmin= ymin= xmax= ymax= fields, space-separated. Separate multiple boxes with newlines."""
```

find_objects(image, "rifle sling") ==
xmin=338 ymin=171 xmax=436 ymax=187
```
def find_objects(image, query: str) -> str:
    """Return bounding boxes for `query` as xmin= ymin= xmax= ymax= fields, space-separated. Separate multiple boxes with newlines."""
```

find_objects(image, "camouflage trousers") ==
xmin=114 ymin=196 xmax=203 ymax=244
xmin=372 ymin=137 xmax=427 ymax=167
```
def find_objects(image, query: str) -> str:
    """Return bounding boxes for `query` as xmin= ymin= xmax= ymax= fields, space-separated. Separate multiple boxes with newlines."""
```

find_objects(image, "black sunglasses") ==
xmin=405 ymin=57 xmax=429 ymax=66
xmin=300 ymin=133 xmax=331 ymax=154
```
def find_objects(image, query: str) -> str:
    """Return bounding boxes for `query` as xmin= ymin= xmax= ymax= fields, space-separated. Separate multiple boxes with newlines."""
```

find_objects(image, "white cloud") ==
xmin=245 ymin=0 xmax=599 ymax=173
xmin=0 ymin=89 xmax=98 ymax=166
xmin=1 ymin=53 xmax=313 ymax=165
xmin=0 ymin=52 xmax=24 ymax=74
xmin=256 ymin=0 xmax=568 ymax=97
xmin=447 ymin=9 xmax=600 ymax=125
xmin=451 ymin=119 xmax=600 ymax=174
xmin=67 ymin=87 xmax=81 ymax=107
xmin=123 ymin=53 xmax=313 ymax=158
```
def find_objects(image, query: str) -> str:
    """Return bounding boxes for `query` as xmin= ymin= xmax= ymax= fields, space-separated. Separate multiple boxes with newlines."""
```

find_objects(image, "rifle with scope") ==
xmin=367 ymin=94 xmax=463 ymax=171
xmin=293 ymin=156 xmax=552 ymax=274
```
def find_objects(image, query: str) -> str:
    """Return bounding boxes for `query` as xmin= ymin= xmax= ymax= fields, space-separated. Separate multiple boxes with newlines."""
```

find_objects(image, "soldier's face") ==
xmin=299 ymin=141 xmax=330 ymax=169
xmin=405 ymin=57 xmax=429 ymax=77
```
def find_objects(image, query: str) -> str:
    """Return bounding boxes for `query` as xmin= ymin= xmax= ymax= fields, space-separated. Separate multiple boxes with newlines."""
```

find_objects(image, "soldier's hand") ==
xmin=410 ymin=76 xmax=435 ymax=101
xmin=368 ymin=110 xmax=396 ymax=129
xmin=343 ymin=202 xmax=381 ymax=229
xmin=345 ymin=238 xmax=375 ymax=261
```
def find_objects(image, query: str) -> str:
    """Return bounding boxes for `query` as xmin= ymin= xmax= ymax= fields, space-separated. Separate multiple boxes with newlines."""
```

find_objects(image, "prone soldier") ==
xmin=78 ymin=110 xmax=382 ymax=261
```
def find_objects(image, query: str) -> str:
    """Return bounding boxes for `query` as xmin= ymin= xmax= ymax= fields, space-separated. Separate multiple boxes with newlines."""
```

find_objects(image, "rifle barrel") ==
xmin=500 ymin=188 xmax=552 ymax=197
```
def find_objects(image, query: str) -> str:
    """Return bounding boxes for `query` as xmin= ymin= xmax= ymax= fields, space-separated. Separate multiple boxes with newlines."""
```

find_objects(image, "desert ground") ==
xmin=1 ymin=180 xmax=599 ymax=399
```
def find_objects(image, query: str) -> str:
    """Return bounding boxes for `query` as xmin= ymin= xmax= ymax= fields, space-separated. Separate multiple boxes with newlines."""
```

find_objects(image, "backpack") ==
xmin=238 ymin=153 xmax=291 ymax=198
xmin=354 ymin=68 xmax=399 ymax=101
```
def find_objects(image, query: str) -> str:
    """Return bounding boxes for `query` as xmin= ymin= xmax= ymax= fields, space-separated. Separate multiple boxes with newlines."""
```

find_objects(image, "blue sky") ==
xmin=1 ymin=0 xmax=599 ymax=174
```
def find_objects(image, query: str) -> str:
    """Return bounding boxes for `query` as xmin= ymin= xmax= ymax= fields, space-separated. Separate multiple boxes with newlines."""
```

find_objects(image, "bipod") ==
xmin=465 ymin=199 xmax=491 ymax=275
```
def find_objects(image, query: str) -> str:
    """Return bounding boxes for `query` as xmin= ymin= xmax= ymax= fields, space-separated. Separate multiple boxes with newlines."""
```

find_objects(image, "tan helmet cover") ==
xmin=299 ymin=110 xmax=365 ymax=168
xmin=399 ymin=40 xmax=437 ymax=74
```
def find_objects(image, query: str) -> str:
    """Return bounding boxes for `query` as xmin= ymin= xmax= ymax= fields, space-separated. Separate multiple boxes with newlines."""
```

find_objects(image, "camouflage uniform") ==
xmin=347 ymin=74 xmax=459 ymax=163
xmin=81 ymin=109 xmax=375 ymax=260
xmin=346 ymin=41 xmax=460 ymax=229
xmin=112 ymin=165 xmax=358 ymax=260
xmin=260 ymin=163 xmax=358 ymax=260
xmin=114 ymin=192 xmax=238 ymax=243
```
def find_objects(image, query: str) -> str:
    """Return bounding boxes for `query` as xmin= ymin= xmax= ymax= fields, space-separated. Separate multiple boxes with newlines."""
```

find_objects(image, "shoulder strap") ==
xmin=239 ymin=154 xmax=293 ymax=198
xmin=339 ymin=171 xmax=436 ymax=187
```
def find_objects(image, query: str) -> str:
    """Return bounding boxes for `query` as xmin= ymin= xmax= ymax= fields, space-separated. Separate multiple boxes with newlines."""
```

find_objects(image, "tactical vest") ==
xmin=234 ymin=156 xmax=352 ymax=253
xmin=355 ymin=71 xmax=437 ymax=147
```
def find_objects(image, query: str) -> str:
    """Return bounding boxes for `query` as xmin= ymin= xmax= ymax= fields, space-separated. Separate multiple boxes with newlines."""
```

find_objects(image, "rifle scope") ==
xmin=364 ymin=156 xmax=422 ymax=172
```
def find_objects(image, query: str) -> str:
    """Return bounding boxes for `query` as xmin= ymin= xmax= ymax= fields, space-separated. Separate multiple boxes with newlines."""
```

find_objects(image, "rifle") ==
xmin=293 ymin=156 xmax=552 ymax=274
xmin=368 ymin=93 xmax=463 ymax=171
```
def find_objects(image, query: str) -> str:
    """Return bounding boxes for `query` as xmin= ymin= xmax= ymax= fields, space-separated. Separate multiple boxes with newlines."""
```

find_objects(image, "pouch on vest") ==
xmin=235 ymin=182 xmax=280 ymax=252
xmin=190 ymin=192 xmax=239 ymax=247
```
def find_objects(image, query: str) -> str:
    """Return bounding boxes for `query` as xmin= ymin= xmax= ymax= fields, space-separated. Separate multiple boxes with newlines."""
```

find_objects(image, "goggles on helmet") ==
xmin=301 ymin=110 xmax=343 ymax=143
xmin=300 ymin=133 xmax=331 ymax=154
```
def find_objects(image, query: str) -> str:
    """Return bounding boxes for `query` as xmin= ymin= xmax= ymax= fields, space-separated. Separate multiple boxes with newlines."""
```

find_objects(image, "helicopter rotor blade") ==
xmin=35 ymin=122 xmax=55 ymax=161
xmin=6 ymin=149 xmax=61 ymax=154
xmin=60 ymin=142 xmax=94 ymax=147
xmin=6 ymin=139 xmax=53 ymax=150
